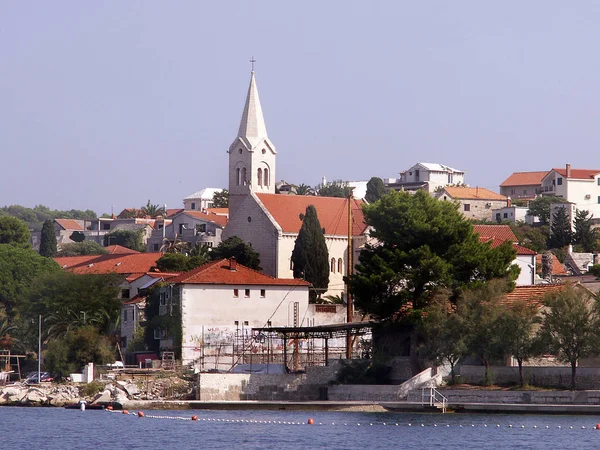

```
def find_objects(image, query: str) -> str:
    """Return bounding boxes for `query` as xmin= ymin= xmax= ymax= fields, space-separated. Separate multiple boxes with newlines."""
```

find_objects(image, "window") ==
xmin=557 ymin=178 xmax=562 ymax=186
xmin=510 ymin=189 xmax=515 ymax=195
xmin=523 ymin=190 xmax=527 ymax=195
xmin=154 ymin=329 xmax=161 ymax=340
xmin=338 ymin=258 xmax=343 ymax=274
xmin=196 ymin=223 xmax=206 ymax=234
xmin=242 ymin=167 xmax=247 ymax=185
xmin=415 ymin=169 xmax=420 ymax=180
xmin=330 ymin=258 xmax=336 ymax=273
xmin=245 ymin=289 xmax=250 ymax=298
xmin=191 ymin=202 xmax=196 ymax=210
xmin=257 ymin=168 xmax=263 ymax=186
xmin=597 ymin=178 xmax=600 ymax=186
xmin=121 ymin=337 xmax=127 ymax=348
xmin=464 ymin=204 xmax=471 ymax=212
xmin=264 ymin=168 xmax=269 ymax=186
xmin=598 ymin=196 xmax=600 ymax=204
xmin=260 ymin=289 xmax=266 ymax=298
xmin=102 ymin=223 xmax=111 ymax=230
xmin=121 ymin=289 xmax=130 ymax=299
xmin=495 ymin=213 xmax=501 ymax=222
xmin=236 ymin=168 xmax=241 ymax=186
xmin=233 ymin=289 xmax=239 ymax=298
xmin=123 ymin=310 xmax=128 ymax=322
xmin=179 ymin=223 xmax=189 ymax=234
xmin=503 ymin=213 xmax=508 ymax=219
xmin=153 ymin=244 xmax=159 ymax=251
xmin=238 ymin=148 xmax=243 ymax=154
xmin=290 ymin=257 xmax=293 ymax=270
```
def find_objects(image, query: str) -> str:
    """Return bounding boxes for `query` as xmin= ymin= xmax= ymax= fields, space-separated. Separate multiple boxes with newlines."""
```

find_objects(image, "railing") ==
xmin=421 ymin=387 xmax=448 ymax=413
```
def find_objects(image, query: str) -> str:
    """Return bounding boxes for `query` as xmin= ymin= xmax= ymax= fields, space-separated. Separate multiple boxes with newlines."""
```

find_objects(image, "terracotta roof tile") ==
xmin=105 ymin=245 xmax=139 ymax=254
xmin=499 ymin=171 xmax=548 ymax=187
xmin=535 ymin=254 xmax=567 ymax=275
xmin=55 ymin=219 xmax=84 ymax=231
xmin=553 ymin=168 xmax=600 ymax=180
xmin=501 ymin=284 xmax=564 ymax=307
xmin=442 ymin=186 xmax=507 ymax=201
xmin=179 ymin=210 xmax=228 ymax=227
xmin=54 ymin=252 xmax=164 ymax=276
xmin=206 ymin=208 xmax=229 ymax=217
xmin=256 ymin=193 xmax=367 ymax=235
xmin=168 ymin=259 xmax=310 ymax=287
xmin=473 ymin=224 xmax=518 ymax=242
xmin=166 ymin=208 xmax=184 ymax=218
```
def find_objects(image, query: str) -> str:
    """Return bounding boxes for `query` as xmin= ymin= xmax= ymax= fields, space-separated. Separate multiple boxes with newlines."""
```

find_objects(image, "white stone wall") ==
xmin=566 ymin=178 xmax=600 ymax=217
xmin=455 ymin=199 xmax=506 ymax=221
xmin=492 ymin=206 xmax=530 ymax=223
xmin=514 ymin=254 xmax=535 ymax=286
xmin=180 ymin=283 xmax=309 ymax=365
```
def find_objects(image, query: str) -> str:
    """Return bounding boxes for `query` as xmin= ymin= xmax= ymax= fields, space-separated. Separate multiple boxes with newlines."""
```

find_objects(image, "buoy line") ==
xmin=103 ymin=410 xmax=600 ymax=430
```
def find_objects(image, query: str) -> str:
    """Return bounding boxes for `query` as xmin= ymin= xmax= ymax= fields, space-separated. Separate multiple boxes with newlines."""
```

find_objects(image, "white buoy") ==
xmin=79 ymin=400 xmax=87 ymax=411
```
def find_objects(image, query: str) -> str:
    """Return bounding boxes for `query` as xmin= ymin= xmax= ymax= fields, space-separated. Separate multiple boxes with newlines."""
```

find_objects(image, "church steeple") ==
xmin=227 ymin=68 xmax=277 ymax=215
xmin=237 ymin=71 xmax=268 ymax=141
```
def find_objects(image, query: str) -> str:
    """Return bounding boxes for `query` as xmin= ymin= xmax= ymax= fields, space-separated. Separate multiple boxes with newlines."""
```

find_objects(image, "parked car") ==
xmin=24 ymin=371 xmax=54 ymax=384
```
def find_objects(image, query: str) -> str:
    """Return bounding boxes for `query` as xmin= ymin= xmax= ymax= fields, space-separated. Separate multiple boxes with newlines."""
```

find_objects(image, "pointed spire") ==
xmin=238 ymin=71 xmax=268 ymax=139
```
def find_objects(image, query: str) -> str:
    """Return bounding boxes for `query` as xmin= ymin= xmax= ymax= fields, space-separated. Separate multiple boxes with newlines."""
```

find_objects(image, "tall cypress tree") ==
xmin=291 ymin=205 xmax=329 ymax=302
xmin=365 ymin=177 xmax=386 ymax=203
xmin=39 ymin=219 xmax=57 ymax=257
xmin=548 ymin=206 xmax=572 ymax=249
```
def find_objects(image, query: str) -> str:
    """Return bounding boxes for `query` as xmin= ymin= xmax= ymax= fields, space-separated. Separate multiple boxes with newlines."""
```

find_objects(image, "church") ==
xmin=222 ymin=70 xmax=369 ymax=297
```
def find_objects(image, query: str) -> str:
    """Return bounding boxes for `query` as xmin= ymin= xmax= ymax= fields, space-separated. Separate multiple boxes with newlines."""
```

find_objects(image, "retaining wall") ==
xmin=407 ymin=389 xmax=600 ymax=405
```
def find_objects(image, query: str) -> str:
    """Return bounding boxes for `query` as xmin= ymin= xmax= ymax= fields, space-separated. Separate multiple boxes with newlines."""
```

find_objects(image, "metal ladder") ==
xmin=421 ymin=387 xmax=448 ymax=413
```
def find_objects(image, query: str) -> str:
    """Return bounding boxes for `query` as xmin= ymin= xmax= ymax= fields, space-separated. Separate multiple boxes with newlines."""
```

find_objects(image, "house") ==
xmin=222 ymin=70 xmax=369 ymax=297
xmin=146 ymin=209 xmax=228 ymax=252
xmin=540 ymin=164 xmax=600 ymax=217
xmin=183 ymin=188 xmax=224 ymax=211
xmin=473 ymin=224 xmax=536 ymax=286
xmin=499 ymin=171 xmax=547 ymax=200
xmin=564 ymin=252 xmax=599 ymax=275
xmin=492 ymin=205 xmax=536 ymax=224
xmin=386 ymin=162 xmax=465 ymax=193
xmin=158 ymin=258 xmax=310 ymax=368
xmin=437 ymin=186 xmax=508 ymax=221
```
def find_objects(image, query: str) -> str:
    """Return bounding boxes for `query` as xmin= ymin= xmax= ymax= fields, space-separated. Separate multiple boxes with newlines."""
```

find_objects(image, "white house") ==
xmin=499 ymin=171 xmax=547 ymax=200
xmin=541 ymin=164 xmax=600 ymax=217
xmin=164 ymin=258 xmax=310 ymax=368
xmin=183 ymin=188 xmax=224 ymax=211
xmin=222 ymin=70 xmax=369 ymax=297
xmin=492 ymin=206 xmax=535 ymax=224
xmin=387 ymin=163 xmax=465 ymax=193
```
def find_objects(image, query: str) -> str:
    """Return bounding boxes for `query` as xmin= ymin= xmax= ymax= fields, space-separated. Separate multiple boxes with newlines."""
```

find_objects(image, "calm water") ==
xmin=2 ymin=407 xmax=600 ymax=449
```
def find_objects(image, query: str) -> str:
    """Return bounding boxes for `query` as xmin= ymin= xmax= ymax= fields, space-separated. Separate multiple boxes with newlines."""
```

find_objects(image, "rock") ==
xmin=91 ymin=389 xmax=113 ymax=405
xmin=123 ymin=383 xmax=140 ymax=397
xmin=114 ymin=391 xmax=128 ymax=407
xmin=21 ymin=388 xmax=47 ymax=405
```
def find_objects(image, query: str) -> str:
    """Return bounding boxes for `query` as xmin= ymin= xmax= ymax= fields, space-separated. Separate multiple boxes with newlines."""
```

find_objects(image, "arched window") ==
xmin=338 ymin=258 xmax=343 ymax=274
xmin=236 ymin=168 xmax=241 ymax=186
xmin=330 ymin=258 xmax=336 ymax=273
xmin=290 ymin=254 xmax=294 ymax=271
xmin=264 ymin=168 xmax=269 ymax=186
xmin=257 ymin=168 xmax=262 ymax=186
xmin=242 ymin=168 xmax=247 ymax=185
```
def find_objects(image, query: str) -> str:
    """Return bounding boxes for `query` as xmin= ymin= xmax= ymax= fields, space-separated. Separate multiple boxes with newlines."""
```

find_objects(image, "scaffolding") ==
xmin=0 ymin=350 xmax=25 ymax=384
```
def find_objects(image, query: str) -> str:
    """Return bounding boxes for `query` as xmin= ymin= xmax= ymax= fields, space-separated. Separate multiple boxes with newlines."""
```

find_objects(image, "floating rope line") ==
xmin=103 ymin=410 xmax=600 ymax=430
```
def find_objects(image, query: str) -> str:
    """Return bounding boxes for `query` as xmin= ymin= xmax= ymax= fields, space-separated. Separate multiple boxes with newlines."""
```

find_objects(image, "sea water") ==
xmin=1 ymin=407 xmax=599 ymax=449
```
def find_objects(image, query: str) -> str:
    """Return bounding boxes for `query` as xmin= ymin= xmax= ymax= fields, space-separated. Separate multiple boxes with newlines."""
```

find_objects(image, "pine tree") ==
xmin=39 ymin=219 xmax=57 ymax=257
xmin=365 ymin=177 xmax=386 ymax=203
xmin=548 ymin=206 xmax=572 ymax=249
xmin=291 ymin=205 xmax=329 ymax=302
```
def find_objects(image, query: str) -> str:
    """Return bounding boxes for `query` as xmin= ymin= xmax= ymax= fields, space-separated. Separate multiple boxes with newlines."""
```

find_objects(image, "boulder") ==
xmin=122 ymin=383 xmax=140 ymax=397
xmin=21 ymin=388 xmax=47 ymax=405
xmin=91 ymin=389 xmax=113 ymax=405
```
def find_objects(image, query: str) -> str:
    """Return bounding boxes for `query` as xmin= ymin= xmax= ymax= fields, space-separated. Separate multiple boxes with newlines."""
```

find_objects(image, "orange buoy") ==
xmin=307 ymin=418 xmax=314 ymax=425
xmin=122 ymin=410 xmax=129 ymax=414
xmin=595 ymin=423 xmax=600 ymax=430
xmin=192 ymin=415 xmax=198 ymax=421
xmin=107 ymin=405 xmax=113 ymax=411
xmin=138 ymin=411 xmax=145 ymax=418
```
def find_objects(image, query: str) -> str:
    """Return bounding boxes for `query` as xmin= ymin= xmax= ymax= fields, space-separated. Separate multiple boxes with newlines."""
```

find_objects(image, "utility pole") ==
xmin=346 ymin=192 xmax=354 ymax=359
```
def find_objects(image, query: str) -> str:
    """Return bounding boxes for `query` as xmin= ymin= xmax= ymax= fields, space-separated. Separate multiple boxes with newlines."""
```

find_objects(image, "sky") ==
xmin=2 ymin=2 xmax=600 ymax=215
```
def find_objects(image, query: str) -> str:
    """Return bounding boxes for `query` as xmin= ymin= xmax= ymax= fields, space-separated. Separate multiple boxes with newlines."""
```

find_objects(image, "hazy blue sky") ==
xmin=2 ymin=2 xmax=600 ymax=214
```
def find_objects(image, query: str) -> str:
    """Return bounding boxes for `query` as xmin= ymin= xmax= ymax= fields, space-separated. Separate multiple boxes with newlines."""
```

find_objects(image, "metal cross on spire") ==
xmin=250 ymin=56 xmax=256 ymax=72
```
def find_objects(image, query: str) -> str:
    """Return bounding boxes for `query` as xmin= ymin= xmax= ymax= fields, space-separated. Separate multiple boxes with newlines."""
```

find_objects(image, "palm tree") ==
xmin=295 ymin=184 xmax=315 ymax=196
xmin=140 ymin=200 xmax=165 ymax=218
xmin=160 ymin=234 xmax=190 ymax=254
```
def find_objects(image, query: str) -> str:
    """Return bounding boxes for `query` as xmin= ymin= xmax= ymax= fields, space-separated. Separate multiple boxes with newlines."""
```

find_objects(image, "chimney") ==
xmin=229 ymin=257 xmax=237 ymax=271
xmin=566 ymin=163 xmax=571 ymax=178
xmin=507 ymin=196 xmax=511 ymax=208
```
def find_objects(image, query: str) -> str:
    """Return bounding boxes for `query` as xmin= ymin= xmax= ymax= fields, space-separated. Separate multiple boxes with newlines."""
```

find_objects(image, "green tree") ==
xmin=527 ymin=196 xmax=555 ymax=225
xmin=538 ymin=285 xmax=600 ymax=389
xmin=212 ymin=190 xmax=229 ymax=208
xmin=365 ymin=177 xmax=386 ymax=203
xmin=509 ymin=223 xmax=549 ymax=253
xmin=420 ymin=293 xmax=467 ymax=384
xmin=497 ymin=299 xmax=540 ymax=386
xmin=0 ymin=245 xmax=61 ymax=316
xmin=128 ymin=325 xmax=147 ymax=352
xmin=44 ymin=326 xmax=115 ymax=375
xmin=548 ymin=206 xmax=572 ymax=249
xmin=57 ymin=241 xmax=108 ymax=256
xmin=573 ymin=209 xmax=597 ymax=253
xmin=155 ymin=253 xmax=207 ymax=272
xmin=140 ymin=200 xmax=165 ymax=218
xmin=317 ymin=180 xmax=352 ymax=198
xmin=104 ymin=229 xmax=145 ymax=252
xmin=39 ymin=219 xmax=57 ymax=257
xmin=348 ymin=190 xmax=518 ymax=321
xmin=294 ymin=183 xmax=314 ymax=196
xmin=291 ymin=205 xmax=329 ymax=302
xmin=0 ymin=216 xmax=30 ymax=247
xmin=210 ymin=236 xmax=261 ymax=270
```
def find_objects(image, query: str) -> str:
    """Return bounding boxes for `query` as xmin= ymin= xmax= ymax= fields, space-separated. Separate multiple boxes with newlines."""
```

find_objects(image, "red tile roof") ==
xmin=181 ymin=210 xmax=228 ymax=227
xmin=256 ymin=193 xmax=367 ymax=235
xmin=168 ymin=259 xmax=310 ymax=287
xmin=166 ymin=208 xmax=184 ymax=218
xmin=105 ymin=245 xmax=139 ymax=254
xmin=499 ymin=171 xmax=548 ymax=187
xmin=442 ymin=186 xmax=507 ymax=201
xmin=206 ymin=207 xmax=229 ymax=217
xmin=501 ymin=284 xmax=565 ymax=307
xmin=55 ymin=219 xmax=84 ymax=231
xmin=552 ymin=168 xmax=600 ymax=180
xmin=479 ymin=237 xmax=536 ymax=255
xmin=473 ymin=225 xmax=518 ymax=243
xmin=535 ymin=254 xmax=567 ymax=275
xmin=54 ymin=252 xmax=164 ymax=276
